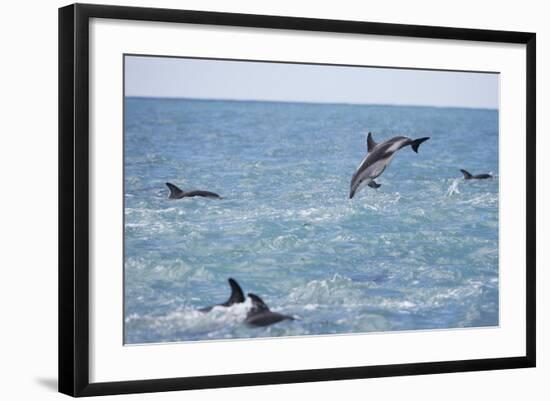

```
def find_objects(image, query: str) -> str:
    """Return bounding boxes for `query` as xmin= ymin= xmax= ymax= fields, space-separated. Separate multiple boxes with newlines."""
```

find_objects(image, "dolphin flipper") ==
xmin=368 ymin=181 xmax=381 ymax=189
xmin=410 ymin=137 xmax=430 ymax=153
xmin=367 ymin=132 xmax=378 ymax=152
xmin=166 ymin=182 xmax=184 ymax=199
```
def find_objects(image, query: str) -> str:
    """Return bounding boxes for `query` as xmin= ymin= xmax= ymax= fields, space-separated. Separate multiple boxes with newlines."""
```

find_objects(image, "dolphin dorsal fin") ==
xmin=166 ymin=182 xmax=185 ymax=199
xmin=460 ymin=169 xmax=473 ymax=179
xmin=226 ymin=278 xmax=245 ymax=305
xmin=367 ymin=132 xmax=378 ymax=152
xmin=248 ymin=293 xmax=270 ymax=312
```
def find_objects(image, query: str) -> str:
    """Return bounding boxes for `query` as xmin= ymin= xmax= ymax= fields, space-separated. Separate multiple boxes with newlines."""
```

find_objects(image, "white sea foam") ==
xmin=446 ymin=178 xmax=461 ymax=197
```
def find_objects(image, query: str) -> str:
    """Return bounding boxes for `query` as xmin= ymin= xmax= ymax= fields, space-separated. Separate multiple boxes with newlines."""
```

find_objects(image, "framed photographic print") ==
xmin=58 ymin=3 xmax=536 ymax=397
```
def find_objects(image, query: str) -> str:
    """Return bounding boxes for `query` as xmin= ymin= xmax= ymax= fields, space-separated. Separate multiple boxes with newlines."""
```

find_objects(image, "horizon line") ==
xmin=124 ymin=95 xmax=499 ymax=111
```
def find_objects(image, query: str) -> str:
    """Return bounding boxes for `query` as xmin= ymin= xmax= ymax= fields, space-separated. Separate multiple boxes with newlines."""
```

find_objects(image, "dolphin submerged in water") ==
xmin=199 ymin=279 xmax=294 ymax=327
xmin=460 ymin=169 xmax=492 ymax=180
xmin=166 ymin=182 xmax=221 ymax=199
xmin=245 ymin=293 xmax=295 ymax=327
xmin=349 ymin=132 xmax=430 ymax=199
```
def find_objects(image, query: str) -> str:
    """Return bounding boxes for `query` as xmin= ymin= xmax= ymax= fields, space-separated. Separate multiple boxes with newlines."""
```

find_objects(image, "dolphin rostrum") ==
xmin=245 ymin=293 xmax=295 ymax=327
xmin=460 ymin=169 xmax=492 ymax=180
xmin=199 ymin=278 xmax=245 ymax=312
xmin=349 ymin=132 xmax=430 ymax=199
xmin=166 ymin=182 xmax=221 ymax=199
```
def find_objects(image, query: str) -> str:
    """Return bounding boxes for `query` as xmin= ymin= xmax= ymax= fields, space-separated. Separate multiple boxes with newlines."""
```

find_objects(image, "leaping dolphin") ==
xmin=245 ymin=293 xmax=295 ymax=327
xmin=199 ymin=278 xmax=245 ymax=312
xmin=349 ymin=132 xmax=430 ymax=199
xmin=166 ymin=182 xmax=221 ymax=199
xmin=460 ymin=169 xmax=492 ymax=180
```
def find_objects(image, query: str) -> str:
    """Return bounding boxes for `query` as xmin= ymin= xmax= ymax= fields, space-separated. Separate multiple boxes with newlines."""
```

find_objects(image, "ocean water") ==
xmin=124 ymin=97 xmax=499 ymax=344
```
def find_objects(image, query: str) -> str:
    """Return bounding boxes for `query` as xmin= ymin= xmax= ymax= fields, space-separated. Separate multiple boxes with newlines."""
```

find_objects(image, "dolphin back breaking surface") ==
xmin=460 ymin=169 xmax=492 ymax=180
xmin=199 ymin=279 xmax=294 ymax=327
xmin=245 ymin=293 xmax=295 ymax=327
xmin=349 ymin=132 xmax=430 ymax=199
xmin=166 ymin=182 xmax=221 ymax=199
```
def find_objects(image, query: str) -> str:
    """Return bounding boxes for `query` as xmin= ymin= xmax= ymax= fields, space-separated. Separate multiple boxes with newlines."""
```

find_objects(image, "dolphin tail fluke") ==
xmin=410 ymin=137 xmax=430 ymax=153
xmin=226 ymin=278 xmax=245 ymax=306
xmin=166 ymin=182 xmax=184 ymax=199
xmin=460 ymin=169 xmax=473 ymax=179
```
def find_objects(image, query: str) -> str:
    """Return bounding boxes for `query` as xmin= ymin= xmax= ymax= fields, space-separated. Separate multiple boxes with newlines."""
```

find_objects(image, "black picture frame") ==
xmin=59 ymin=3 xmax=536 ymax=397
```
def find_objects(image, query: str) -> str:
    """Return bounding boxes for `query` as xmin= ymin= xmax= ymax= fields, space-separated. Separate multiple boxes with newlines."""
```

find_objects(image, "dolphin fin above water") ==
xmin=460 ymin=169 xmax=492 ymax=180
xmin=166 ymin=182 xmax=221 ymax=199
xmin=247 ymin=293 xmax=269 ymax=312
xmin=199 ymin=278 xmax=245 ymax=312
xmin=460 ymin=169 xmax=473 ymax=179
xmin=245 ymin=293 xmax=294 ymax=327
xmin=166 ymin=182 xmax=185 ymax=199
xmin=198 ymin=279 xmax=295 ymax=327
xmin=224 ymin=278 xmax=246 ymax=306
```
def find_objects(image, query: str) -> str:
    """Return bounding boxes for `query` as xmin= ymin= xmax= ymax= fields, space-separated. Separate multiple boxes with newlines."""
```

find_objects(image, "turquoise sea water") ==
xmin=124 ymin=97 xmax=499 ymax=344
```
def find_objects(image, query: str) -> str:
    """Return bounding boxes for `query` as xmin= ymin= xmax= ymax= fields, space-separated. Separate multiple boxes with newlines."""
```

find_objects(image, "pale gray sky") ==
xmin=124 ymin=55 xmax=499 ymax=109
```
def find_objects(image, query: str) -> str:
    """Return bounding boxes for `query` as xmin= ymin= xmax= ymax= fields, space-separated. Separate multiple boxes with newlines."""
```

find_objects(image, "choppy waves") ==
xmin=124 ymin=99 xmax=499 ymax=344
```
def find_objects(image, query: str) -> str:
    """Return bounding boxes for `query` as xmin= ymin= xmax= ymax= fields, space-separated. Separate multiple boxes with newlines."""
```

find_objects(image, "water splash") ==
xmin=446 ymin=178 xmax=461 ymax=197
